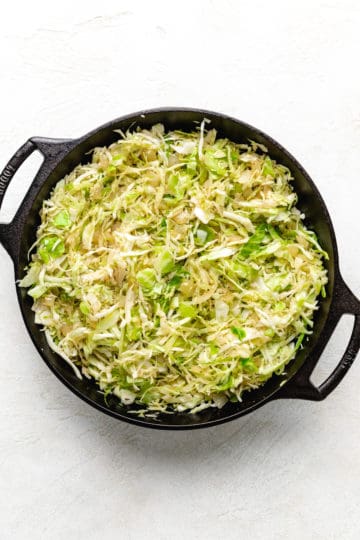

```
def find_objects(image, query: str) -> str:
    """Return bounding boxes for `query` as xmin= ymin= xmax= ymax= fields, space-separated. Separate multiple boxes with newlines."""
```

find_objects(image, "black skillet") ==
xmin=0 ymin=108 xmax=359 ymax=429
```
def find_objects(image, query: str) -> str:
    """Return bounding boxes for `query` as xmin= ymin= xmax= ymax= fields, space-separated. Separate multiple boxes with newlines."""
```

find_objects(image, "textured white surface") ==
xmin=1 ymin=1 xmax=360 ymax=539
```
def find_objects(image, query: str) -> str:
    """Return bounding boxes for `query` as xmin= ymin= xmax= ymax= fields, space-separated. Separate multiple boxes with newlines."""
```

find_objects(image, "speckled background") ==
xmin=1 ymin=1 xmax=360 ymax=539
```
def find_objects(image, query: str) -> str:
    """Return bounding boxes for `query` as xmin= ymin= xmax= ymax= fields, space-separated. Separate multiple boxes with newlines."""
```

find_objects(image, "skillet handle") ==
xmin=276 ymin=275 xmax=360 ymax=401
xmin=0 ymin=139 xmax=37 ymax=211
xmin=0 ymin=137 xmax=73 ymax=260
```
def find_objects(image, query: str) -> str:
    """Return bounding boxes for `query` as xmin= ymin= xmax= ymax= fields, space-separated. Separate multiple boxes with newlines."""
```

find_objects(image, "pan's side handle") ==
xmin=0 ymin=137 xmax=74 ymax=260
xmin=275 ymin=275 xmax=360 ymax=401
xmin=0 ymin=139 xmax=36 ymax=211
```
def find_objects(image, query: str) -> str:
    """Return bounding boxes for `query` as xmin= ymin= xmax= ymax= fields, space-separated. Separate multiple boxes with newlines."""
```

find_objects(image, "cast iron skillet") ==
xmin=0 ymin=108 xmax=359 ymax=430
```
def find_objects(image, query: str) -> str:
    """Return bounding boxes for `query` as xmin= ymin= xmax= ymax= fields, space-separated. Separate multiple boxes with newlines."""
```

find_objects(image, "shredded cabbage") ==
xmin=20 ymin=122 xmax=328 ymax=415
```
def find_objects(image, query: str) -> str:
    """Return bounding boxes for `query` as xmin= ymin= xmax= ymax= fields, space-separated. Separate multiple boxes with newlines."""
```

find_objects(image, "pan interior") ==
xmin=16 ymin=110 xmax=335 ymax=428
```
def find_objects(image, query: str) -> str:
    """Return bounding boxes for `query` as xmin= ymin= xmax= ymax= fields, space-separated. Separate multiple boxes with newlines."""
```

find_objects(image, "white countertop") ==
xmin=1 ymin=1 xmax=360 ymax=538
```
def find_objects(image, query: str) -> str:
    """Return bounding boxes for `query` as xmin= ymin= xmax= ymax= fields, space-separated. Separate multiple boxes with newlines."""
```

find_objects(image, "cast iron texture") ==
xmin=0 ymin=108 xmax=359 ymax=429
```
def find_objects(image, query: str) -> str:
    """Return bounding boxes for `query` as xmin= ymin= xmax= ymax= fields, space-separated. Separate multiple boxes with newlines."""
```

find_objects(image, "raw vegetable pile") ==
xmin=20 ymin=122 xmax=328 ymax=414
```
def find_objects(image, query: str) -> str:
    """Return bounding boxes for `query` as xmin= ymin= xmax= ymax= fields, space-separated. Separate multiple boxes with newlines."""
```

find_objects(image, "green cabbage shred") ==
xmin=19 ymin=122 xmax=328 ymax=415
